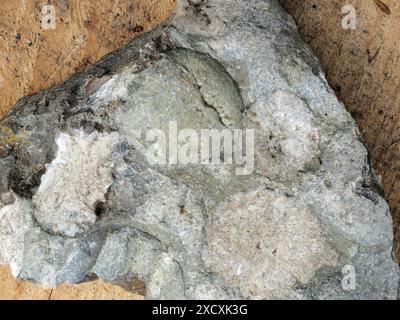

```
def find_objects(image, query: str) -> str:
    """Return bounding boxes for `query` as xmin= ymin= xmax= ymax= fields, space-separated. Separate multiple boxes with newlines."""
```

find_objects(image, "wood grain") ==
xmin=0 ymin=0 xmax=176 ymax=118
xmin=373 ymin=0 xmax=391 ymax=15
xmin=0 ymin=266 xmax=143 ymax=300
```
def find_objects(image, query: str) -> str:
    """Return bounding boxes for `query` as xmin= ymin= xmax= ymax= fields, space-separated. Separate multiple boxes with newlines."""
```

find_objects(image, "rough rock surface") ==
xmin=281 ymin=0 xmax=400 ymax=262
xmin=0 ymin=0 xmax=399 ymax=299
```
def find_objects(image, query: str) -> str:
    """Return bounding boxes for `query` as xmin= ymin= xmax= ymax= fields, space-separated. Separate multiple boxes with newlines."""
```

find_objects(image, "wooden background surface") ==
xmin=0 ymin=0 xmax=175 ymax=117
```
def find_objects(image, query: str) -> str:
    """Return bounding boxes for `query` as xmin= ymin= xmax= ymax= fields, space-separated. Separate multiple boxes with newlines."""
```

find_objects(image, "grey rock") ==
xmin=0 ymin=0 xmax=398 ymax=299
xmin=32 ymin=130 xmax=122 ymax=237
xmin=203 ymin=189 xmax=340 ymax=299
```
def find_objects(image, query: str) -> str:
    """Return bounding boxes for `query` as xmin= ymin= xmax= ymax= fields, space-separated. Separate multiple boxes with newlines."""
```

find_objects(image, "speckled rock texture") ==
xmin=0 ymin=0 xmax=398 ymax=299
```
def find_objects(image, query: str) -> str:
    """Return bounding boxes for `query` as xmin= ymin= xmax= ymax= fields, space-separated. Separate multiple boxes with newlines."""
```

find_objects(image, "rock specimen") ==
xmin=281 ymin=0 xmax=400 ymax=261
xmin=0 ymin=0 xmax=398 ymax=299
